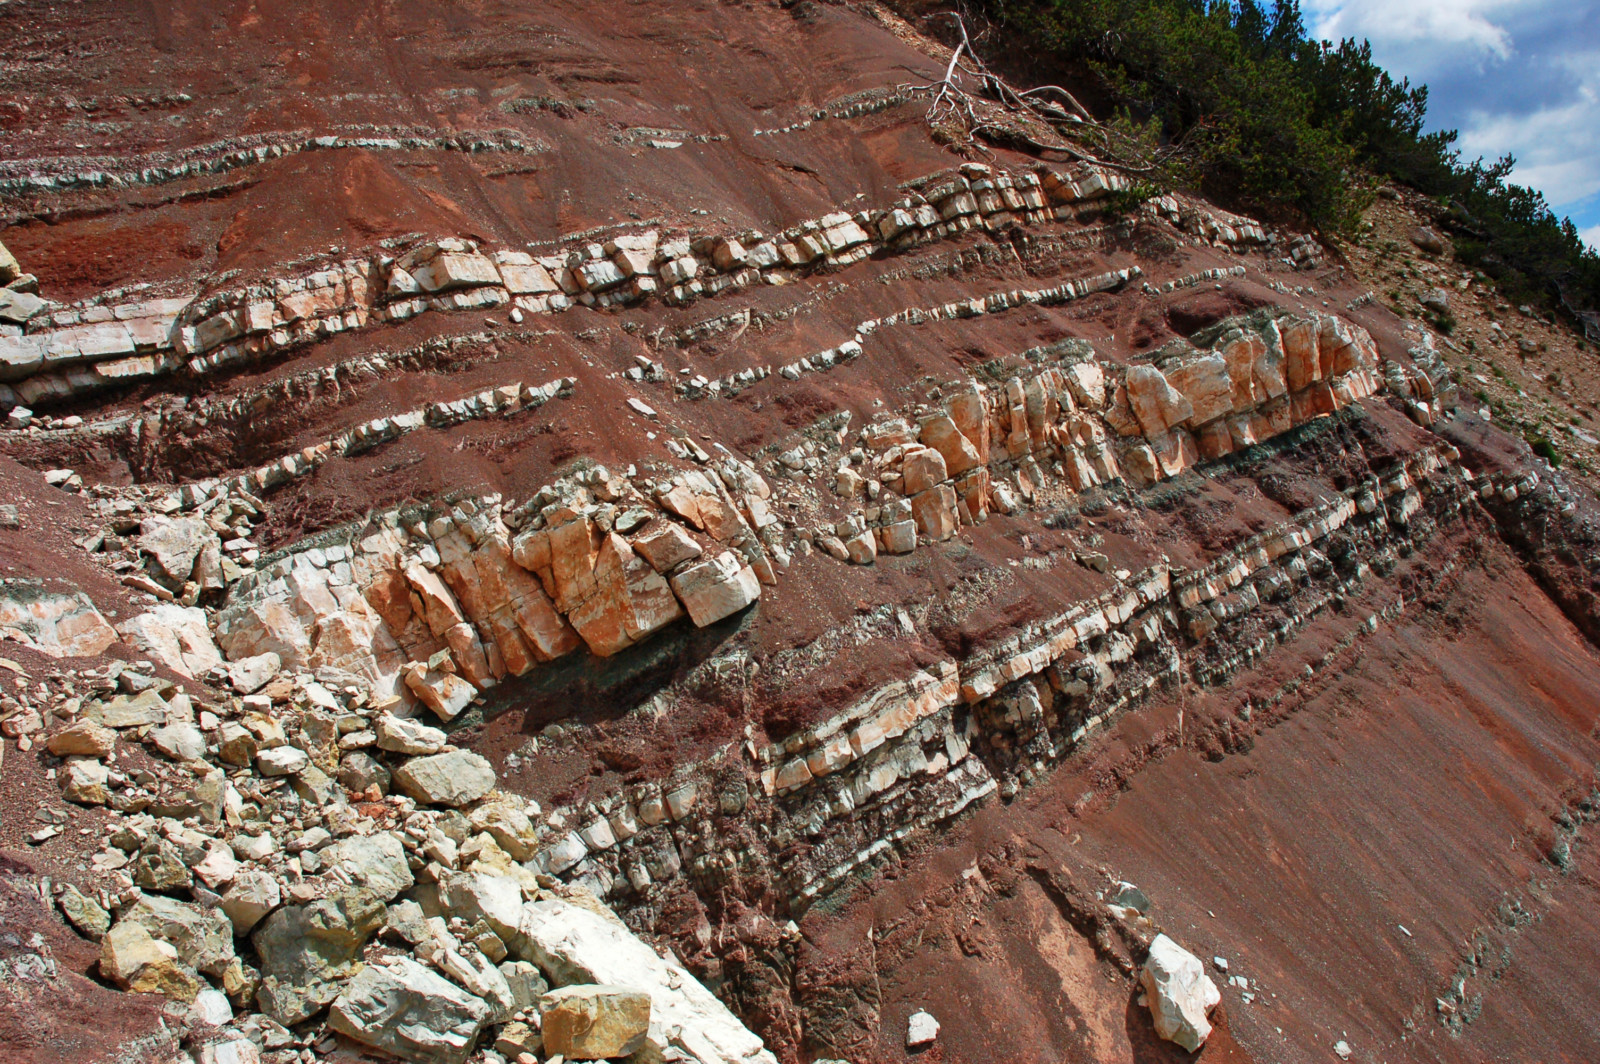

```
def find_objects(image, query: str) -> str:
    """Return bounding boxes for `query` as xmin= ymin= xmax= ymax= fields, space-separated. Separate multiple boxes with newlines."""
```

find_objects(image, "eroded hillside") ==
xmin=1 ymin=3 xmax=1597 ymax=1064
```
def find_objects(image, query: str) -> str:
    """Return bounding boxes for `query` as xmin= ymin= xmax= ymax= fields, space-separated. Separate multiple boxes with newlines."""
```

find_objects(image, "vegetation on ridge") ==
xmin=916 ymin=0 xmax=1600 ymax=331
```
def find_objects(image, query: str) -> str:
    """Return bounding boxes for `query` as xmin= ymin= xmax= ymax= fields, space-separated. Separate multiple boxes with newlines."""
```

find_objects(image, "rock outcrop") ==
xmin=4 ymin=4 xmax=1597 ymax=1064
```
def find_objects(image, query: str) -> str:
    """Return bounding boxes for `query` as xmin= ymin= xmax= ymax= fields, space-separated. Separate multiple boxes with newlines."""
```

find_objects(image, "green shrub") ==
xmin=943 ymin=0 xmax=1600 ymax=325
xmin=1527 ymin=435 xmax=1562 ymax=466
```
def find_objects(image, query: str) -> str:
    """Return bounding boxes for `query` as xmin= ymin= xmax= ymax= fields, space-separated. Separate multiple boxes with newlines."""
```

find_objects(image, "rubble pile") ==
xmin=9 ymin=638 xmax=779 ymax=1064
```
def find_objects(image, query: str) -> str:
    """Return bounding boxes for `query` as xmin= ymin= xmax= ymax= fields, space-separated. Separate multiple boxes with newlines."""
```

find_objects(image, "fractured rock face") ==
xmin=1141 ymin=934 xmax=1221 ymax=1051
xmin=539 ymin=984 xmax=651 ymax=1059
xmin=1165 ymin=354 xmax=1232 ymax=426
xmin=1125 ymin=364 xmax=1194 ymax=436
xmin=253 ymin=887 xmax=387 ymax=1024
xmin=118 ymin=604 xmax=225 ymax=679
xmin=566 ymin=532 xmax=686 ymax=655
xmin=328 ymin=956 xmax=493 ymax=1064
xmin=669 ymin=550 xmax=760 ymax=627
xmin=518 ymin=895 xmax=778 ymax=1064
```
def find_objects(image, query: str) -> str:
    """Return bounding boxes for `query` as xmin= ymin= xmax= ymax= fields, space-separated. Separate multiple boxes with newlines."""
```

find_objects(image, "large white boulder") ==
xmin=393 ymin=749 xmax=496 ymax=807
xmin=668 ymin=550 xmax=760 ymax=627
xmin=327 ymin=956 xmax=493 ymax=1064
xmin=226 ymin=651 xmax=281 ymax=694
xmin=1141 ymin=934 xmax=1221 ymax=1051
xmin=118 ymin=604 xmax=225 ymax=679
xmin=321 ymin=832 xmax=415 ymax=901
xmin=517 ymin=895 xmax=777 ymax=1064
xmin=376 ymin=712 xmax=448 ymax=755
xmin=137 ymin=516 xmax=212 ymax=589
xmin=0 ymin=582 xmax=119 ymax=658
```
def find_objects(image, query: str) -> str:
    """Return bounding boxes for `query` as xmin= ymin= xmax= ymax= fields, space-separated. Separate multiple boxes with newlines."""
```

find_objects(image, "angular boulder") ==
xmin=393 ymin=749 xmax=496 ymax=807
xmin=632 ymin=523 xmax=702 ymax=573
xmin=137 ymin=517 xmax=212 ymax=590
xmin=123 ymin=893 xmax=236 ymax=977
xmin=320 ymin=832 xmax=415 ymax=902
xmin=1141 ymin=934 xmax=1221 ymax=1051
xmin=669 ymin=551 xmax=760 ymax=627
xmin=222 ymin=868 xmax=282 ymax=935
xmin=256 ymin=745 xmax=308 ymax=776
xmin=517 ymin=896 xmax=777 ymax=1064
xmin=118 ymin=604 xmax=225 ymax=679
xmin=61 ymin=758 xmax=111 ymax=804
xmin=540 ymin=984 xmax=651 ymax=1059
xmin=58 ymin=884 xmax=111 ymax=939
xmin=328 ymin=956 xmax=493 ymax=1064
xmin=149 ymin=721 xmax=206 ymax=762
xmin=438 ymin=870 xmax=526 ymax=944
xmin=0 ymin=583 xmax=119 ymax=658
xmin=900 ymin=445 xmax=949 ymax=494
xmin=47 ymin=720 xmax=117 ymax=758
xmin=404 ymin=662 xmax=478 ymax=721
xmin=227 ymin=651 xmax=282 ymax=694
xmin=100 ymin=920 xmax=201 ymax=1001
xmin=253 ymin=887 xmax=387 ymax=1024
xmin=376 ymin=712 xmax=448 ymax=755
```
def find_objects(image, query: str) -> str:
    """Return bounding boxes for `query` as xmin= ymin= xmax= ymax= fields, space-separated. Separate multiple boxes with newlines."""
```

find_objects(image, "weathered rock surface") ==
xmin=539 ymin=984 xmax=652 ymax=1059
xmin=1141 ymin=934 xmax=1222 ymax=1051
xmin=221 ymin=869 xmax=281 ymax=935
xmin=47 ymin=720 xmax=116 ymax=757
xmin=320 ymin=832 xmax=414 ymax=901
xmin=669 ymin=551 xmax=761 ymax=627
xmin=252 ymin=888 xmax=386 ymax=1024
xmin=100 ymin=920 xmax=201 ymax=1001
xmin=392 ymin=749 xmax=497 ymax=806
xmin=518 ymin=895 xmax=778 ymax=1064
xmin=118 ymin=604 xmax=225 ymax=678
xmin=123 ymin=893 xmax=236 ymax=978
xmin=0 ymin=582 xmax=119 ymax=657
xmin=327 ymin=956 xmax=493 ymax=1064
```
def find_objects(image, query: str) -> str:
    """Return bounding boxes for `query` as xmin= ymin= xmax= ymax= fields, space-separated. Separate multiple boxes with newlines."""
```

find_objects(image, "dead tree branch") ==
xmin=900 ymin=11 xmax=1170 ymax=175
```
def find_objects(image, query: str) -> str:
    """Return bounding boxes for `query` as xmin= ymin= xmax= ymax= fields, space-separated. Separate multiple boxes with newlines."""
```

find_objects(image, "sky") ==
xmin=1301 ymin=0 xmax=1600 ymax=251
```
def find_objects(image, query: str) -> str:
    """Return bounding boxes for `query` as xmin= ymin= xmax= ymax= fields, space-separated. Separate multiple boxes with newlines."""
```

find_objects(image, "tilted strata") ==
xmin=7 ymin=4 xmax=1599 ymax=1063
xmin=9 ymin=303 xmax=1445 ymax=932
xmin=519 ymin=442 xmax=1481 ymax=911
xmin=0 ymin=161 xmax=1279 ymax=411
xmin=31 ymin=293 xmax=1399 ymax=708
xmin=0 ymin=127 xmax=552 ymax=201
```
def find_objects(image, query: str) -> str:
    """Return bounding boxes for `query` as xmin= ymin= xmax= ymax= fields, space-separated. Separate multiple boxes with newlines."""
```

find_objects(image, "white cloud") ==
xmin=1583 ymin=225 xmax=1600 ymax=253
xmin=1306 ymin=0 xmax=1526 ymax=65
xmin=1305 ymin=0 xmax=1600 ymax=229
xmin=1458 ymin=51 xmax=1600 ymax=207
